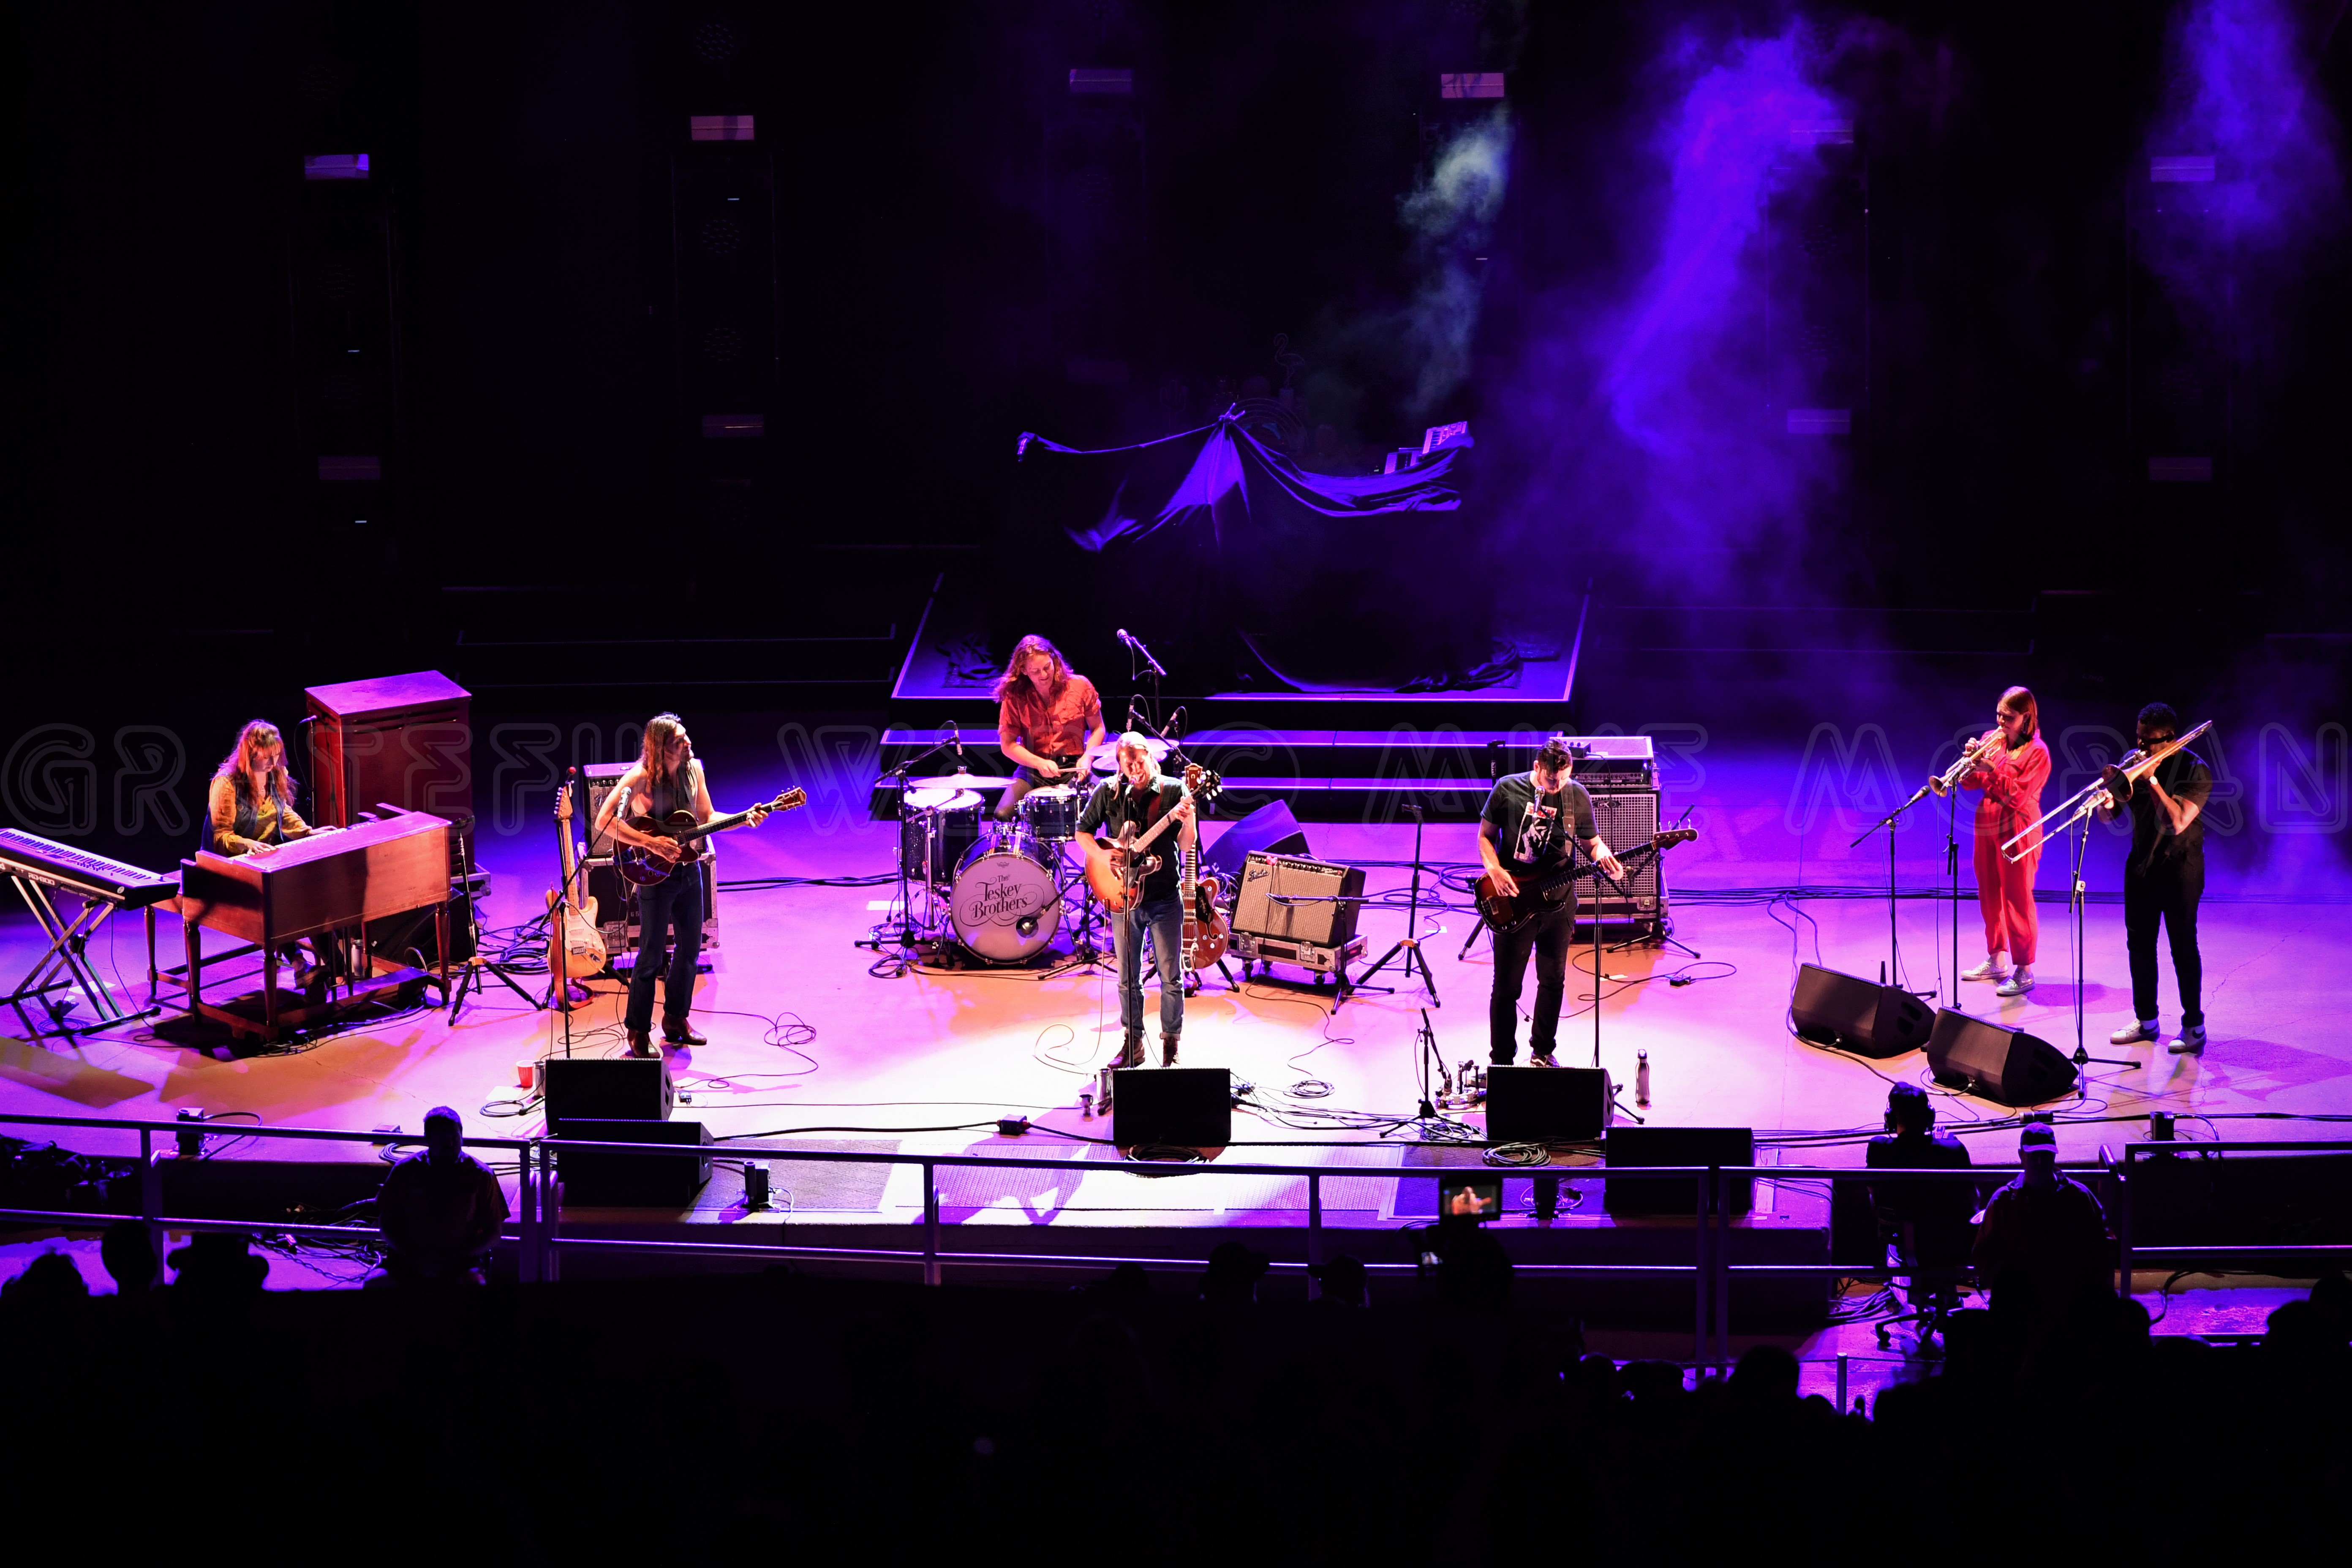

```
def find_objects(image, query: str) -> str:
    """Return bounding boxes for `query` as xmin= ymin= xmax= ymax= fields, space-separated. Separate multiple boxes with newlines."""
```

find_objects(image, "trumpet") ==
xmin=1928 ymin=732 xmax=1998 ymax=797
xmin=1999 ymin=719 xmax=2213 ymax=862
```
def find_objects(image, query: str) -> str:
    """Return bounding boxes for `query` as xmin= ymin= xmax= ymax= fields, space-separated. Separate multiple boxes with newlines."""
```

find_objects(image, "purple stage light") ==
xmin=302 ymin=153 xmax=368 ymax=180
xmin=1067 ymin=68 xmax=1132 ymax=95
xmin=689 ymin=114 xmax=754 ymax=142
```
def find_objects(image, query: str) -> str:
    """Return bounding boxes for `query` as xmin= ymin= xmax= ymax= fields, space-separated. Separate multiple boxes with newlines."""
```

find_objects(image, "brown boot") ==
xmin=626 ymin=1028 xmax=654 ymax=1059
xmin=1111 ymin=1032 xmax=1145 ymax=1070
xmin=1160 ymin=1032 xmax=1180 ymax=1067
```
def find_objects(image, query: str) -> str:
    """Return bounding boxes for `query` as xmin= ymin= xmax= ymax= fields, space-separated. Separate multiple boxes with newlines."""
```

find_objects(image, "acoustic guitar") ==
xmin=545 ymin=773 xmax=607 ymax=985
xmin=1076 ymin=763 xmax=1222 ymax=913
xmin=616 ymin=787 xmax=806 ymax=886
xmin=1473 ymin=828 xmax=1698 ymax=937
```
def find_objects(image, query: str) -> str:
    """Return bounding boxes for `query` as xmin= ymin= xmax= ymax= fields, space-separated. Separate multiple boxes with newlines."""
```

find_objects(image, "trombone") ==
xmin=1999 ymin=720 xmax=2213 ymax=863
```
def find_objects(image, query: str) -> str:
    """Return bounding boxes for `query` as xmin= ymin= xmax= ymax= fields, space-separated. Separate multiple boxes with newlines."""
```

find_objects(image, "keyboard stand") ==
xmin=2 ymin=870 xmax=163 ymax=1040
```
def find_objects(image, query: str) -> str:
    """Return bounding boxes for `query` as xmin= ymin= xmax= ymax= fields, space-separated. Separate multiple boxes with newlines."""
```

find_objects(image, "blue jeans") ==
xmin=1114 ymin=891 xmax=1186 ymax=1038
xmin=626 ymin=860 xmax=706 ymax=1034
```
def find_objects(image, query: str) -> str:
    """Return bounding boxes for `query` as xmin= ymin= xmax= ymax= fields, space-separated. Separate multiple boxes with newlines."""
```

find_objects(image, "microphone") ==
xmin=947 ymin=720 xmax=966 ymax=765
xmin=1116 ymin=628 xmax=1168 ymax=678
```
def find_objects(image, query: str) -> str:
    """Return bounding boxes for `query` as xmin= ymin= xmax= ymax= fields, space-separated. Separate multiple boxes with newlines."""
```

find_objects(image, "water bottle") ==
xmin=1635 ymin=1049 xmax=1651 ymax=1106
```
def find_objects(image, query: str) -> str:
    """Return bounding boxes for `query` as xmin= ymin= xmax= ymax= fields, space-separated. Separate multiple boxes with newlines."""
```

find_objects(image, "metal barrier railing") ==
xmin=3 ymin=1109 xmax=2346 ymax=1370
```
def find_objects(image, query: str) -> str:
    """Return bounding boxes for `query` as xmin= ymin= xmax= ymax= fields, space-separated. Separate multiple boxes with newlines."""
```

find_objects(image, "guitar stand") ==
xmin=1353 ymin=803 xmax=1439 ymax=1007
xmin=448 ymin=830 xmax=545 ymax=1024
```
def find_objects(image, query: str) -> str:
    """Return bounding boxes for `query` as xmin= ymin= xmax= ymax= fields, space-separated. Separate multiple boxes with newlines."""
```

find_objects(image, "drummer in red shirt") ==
xmin=1933 ymin=685 xmax=2052 ymax=997
xmin=993 ymin=634 xmax=1106 ymax=822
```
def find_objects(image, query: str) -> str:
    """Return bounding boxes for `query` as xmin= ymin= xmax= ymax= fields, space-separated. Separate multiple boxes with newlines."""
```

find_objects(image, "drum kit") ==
xmin=893 ymin=738 xmax=1167 ymax=964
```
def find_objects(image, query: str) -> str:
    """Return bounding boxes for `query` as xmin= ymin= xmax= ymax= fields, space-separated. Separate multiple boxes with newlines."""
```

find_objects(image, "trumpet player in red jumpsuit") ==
xmin=1931 ymin=686 xmax=2051 ymax=997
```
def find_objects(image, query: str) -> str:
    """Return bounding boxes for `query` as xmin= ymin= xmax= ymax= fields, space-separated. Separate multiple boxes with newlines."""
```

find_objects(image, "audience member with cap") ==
xmin=374 ymin=1106 xmax=509 ymax=1285
xmin=1973 ymin=1122 xmax=2111 ymax=1320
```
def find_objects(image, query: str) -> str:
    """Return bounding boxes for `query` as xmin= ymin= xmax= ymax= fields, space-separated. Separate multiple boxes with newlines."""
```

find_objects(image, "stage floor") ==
xmin=5 ymin=812 xmax=2347 ymax=1177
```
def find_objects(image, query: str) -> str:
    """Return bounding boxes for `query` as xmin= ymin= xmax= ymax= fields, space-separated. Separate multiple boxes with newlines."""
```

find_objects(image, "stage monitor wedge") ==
xmin=1791 ymin=963 xmax=1933 ymax=1058
xmin=1201 ymin=799 xmax=1309 ymax=887
xmin=1926 ymin=1009 xmax=2077 ymax=1106
xmin=543 ymin=1056 xmax=674 ymax=1133
xmin=556 ymin=1118 xmax=713 ymax=1206
xmin=1112 ymin=1067 xmax=1232 ymax=1149
xmin=1486 ymin=1066 xmax=1613 ymax=1144
xmin=1603 ymin=1126 xmax=1756 ymax=1216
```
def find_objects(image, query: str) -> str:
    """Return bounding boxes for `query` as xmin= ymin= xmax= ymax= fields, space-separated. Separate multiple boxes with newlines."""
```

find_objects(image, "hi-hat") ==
xmin=909 ymin=771 xmax=1013 ymax=792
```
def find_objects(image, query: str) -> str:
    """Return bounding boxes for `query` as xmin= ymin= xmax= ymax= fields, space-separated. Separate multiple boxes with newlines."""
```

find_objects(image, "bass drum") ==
xmin=948 ymin=830 xmax=1064 ymax=962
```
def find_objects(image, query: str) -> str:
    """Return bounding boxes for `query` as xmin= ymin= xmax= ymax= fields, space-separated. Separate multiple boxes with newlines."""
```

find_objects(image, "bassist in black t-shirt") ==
xmin=1477 ymin=738 xmax=1624 ymax=1066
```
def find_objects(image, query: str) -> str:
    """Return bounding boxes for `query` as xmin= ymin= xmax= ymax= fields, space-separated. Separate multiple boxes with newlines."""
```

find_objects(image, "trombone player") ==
xmin=2095 ymin=703 xmax=2212 ymax=1054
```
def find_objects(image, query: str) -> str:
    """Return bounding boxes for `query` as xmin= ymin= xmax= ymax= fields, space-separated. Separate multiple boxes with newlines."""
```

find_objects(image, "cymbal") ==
xmin=909 ymin=771 xmax=1013 ymax=792
xmin=903 ymin=786 xmax=982 ymax=812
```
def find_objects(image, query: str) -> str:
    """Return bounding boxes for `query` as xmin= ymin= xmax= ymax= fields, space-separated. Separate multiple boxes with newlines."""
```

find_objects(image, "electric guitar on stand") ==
xmin=546 ymin=774 xmax=607 ymax=1002
xmin=1179 ymin=812 xmax=1228 ymax=973
xmin=1472 ymin=828 xmax=1698 ymax=938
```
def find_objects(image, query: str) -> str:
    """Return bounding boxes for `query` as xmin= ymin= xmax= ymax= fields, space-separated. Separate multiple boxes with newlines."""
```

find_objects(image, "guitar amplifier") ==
xmin=1582 ymin=790 xmax=1666 ymax=928
xmin=1231 ymin=853 xmax=1365 ymax=947
xmin=574 ymin=765 xmax=721 ymax=957
xmin=582 ymin=856 xmax=720 ymax=960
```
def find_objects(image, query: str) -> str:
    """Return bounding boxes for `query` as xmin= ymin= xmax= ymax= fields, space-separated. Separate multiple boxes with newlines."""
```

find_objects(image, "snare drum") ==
xmin=948 ymin=830 xmax=1064 ymax=962
xmin=898 ymin=788 xmax=982 ymax=886
xmin=1017 ymin=784 xmax=1083 ymax=841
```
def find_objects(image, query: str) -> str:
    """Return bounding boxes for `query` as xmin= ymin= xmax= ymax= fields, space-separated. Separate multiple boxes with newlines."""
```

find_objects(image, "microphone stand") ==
xmin=862 ymin=732 xmax=960 ymax=956
xmin=1946 ymin=784 xmax=1962 ymax=1004
xmin=1851 ymin=782 xmax=1935 ymax=996
xmin=1354 ymin=803 xmax=1439 ymax=1006
xmin=2065 ymin=812 xmax=2134 ymax=1073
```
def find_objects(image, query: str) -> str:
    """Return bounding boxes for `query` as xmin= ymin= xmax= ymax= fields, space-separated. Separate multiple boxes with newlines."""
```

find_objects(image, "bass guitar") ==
xmin=545 ymin=771 xmax=607 ymax=988
xmin=1473 ymin=828 xmax=1698 ymax=938
xmin=617 ymin=787 xmax=806 ymax=886
xmin=1076 ymin=764 xmax=1222 ymax=914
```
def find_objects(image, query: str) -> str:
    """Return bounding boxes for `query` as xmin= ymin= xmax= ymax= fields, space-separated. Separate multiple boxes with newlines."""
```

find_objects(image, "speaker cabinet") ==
xmin=1582 ymin=789 xmax=1667 ymax=925
xmin=1112 ymin=1067 xmax=1232 ymax=1148
xmin=1230 ymin=853 xmax=1365 ymax=947
xmin=543 ymin=1056 xmax=674 ymax=1132
xmin=1926 ymin=1009 xmax=2077 ymax=1106
xmin=556 ymin=1118 xmax=712 ymax=1206
xmin=1603 ymin=1126 xmax=1756 ymax=1215
xmin=1791 ymin=963 xmax=1933 ymax=1058
xmin=1201 ymin=800 xmax=1310 ymax=887
xmin=1486 ymin=1066 xmax=1613 ymax=1144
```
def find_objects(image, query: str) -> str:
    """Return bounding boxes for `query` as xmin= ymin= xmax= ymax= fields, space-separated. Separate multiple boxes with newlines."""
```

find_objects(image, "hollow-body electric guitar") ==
xmin=1076 ymin=764 xmax=1222 ymax=914
xmin=1472 ymin=828 xmax=1698 ymax=937
xmin=616 ymin=787 xmax=806 ymax=886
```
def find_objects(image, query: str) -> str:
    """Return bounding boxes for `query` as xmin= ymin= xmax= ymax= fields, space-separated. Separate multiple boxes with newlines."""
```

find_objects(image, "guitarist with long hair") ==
xmin=1075 ymin=733 xmax=1197 ymax=1068
xmin=591 ymin=714 xmax=769 ymax=1057
xmin=1478 ymin=737 xmax=1623 ymax=1067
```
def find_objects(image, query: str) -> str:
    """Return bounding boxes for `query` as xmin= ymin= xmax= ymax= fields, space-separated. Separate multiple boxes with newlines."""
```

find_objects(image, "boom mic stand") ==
xmin=1356 ymin=803 xmax=1439 ymax=1005
xmin=1851 ymin=782 xmax=1935 ymax=997
xmin=2063 ymin=813 xmax=2134 ymax=1074
xmin=447 ymin=821 xmax=545 ymax=1023
xmin=861 ymin=730 xmax=960 ymax=958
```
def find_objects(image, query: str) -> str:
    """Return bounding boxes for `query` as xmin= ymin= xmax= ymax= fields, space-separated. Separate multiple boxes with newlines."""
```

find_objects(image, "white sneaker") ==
xmin=2167 ymin=1024 xmax=2208 ymax=1055
xmin=2110 ymin=1019 xmax=2159 ymax=1045
xmin=1996 ymin=968 xmax=2035 ymax=997
xmin=1961 ymin=958 xmax=2007 ymax=983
